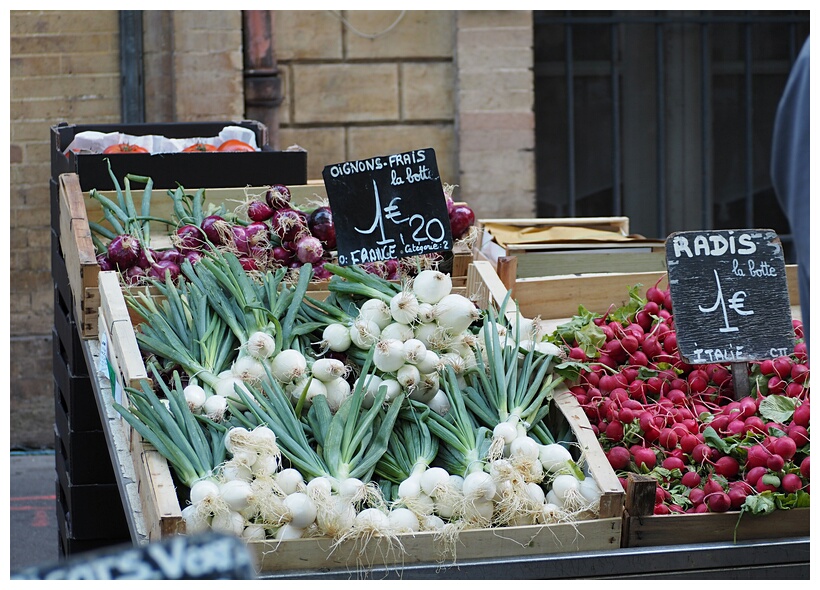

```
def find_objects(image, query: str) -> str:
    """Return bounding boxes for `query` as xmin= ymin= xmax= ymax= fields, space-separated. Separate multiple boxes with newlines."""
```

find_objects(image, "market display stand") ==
xmin=76 ymin=285 xmax=809 ymax=580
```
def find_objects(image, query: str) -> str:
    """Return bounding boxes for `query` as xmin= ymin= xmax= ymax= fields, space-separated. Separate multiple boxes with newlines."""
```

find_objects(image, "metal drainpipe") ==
xmin=243 ymin=11 xmax=283 ymax=150
xmin=120 ymin=10 xmax=145 ymax=123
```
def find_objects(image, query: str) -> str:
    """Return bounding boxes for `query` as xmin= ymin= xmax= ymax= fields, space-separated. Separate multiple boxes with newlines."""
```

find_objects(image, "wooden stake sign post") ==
xmin=322 ymin=147 xmax=453 ymax=266
xmin=665 ymin=229 xmax=795 ymax=399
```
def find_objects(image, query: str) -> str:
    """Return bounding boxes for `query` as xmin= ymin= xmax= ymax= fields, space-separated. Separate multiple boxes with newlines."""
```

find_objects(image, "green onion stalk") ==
xmin=113 ymin=366 xmax=226 ymax=489
xmin=467 ymin=306 xmax=565 ymax=458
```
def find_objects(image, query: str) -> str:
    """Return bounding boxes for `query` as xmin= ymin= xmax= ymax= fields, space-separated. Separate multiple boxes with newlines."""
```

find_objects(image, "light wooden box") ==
xmin=97 ymin=271 xmax=624 ymax=574
xmin=59 ymin=174 xmax=472 ymax=338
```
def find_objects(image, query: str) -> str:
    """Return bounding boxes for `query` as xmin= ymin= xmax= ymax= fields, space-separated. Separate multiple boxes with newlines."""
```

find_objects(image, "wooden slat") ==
xmin=623 ymin=507 xmax=810 ymax=547
xmin=554 ymin=387 xmax=625 ymax=520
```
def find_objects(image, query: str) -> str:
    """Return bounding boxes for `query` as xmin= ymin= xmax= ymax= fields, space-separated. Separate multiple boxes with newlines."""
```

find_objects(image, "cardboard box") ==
xmin=51 ymin=121 xmax=307 ymax=190
xmin=473 ymin=217 xmax=667 ymax=285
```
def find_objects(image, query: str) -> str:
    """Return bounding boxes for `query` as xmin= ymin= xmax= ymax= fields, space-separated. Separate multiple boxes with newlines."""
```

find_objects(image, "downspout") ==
xmin=243 ymin=11 xmax=283 ymax=149
xmin=120 ymin=10 xmax=145 ymax=123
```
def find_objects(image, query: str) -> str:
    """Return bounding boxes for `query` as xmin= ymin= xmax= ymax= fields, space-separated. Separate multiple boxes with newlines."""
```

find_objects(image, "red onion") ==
xmin=265 ymin=184 xmax=292 ymax=210
xmin=244 ymin=221 xmax=270 ymax=249
xmin=307 ymin=206 xmax=336 ymax=249
xmin=231 ymin=225 xmax=249 ymax=254
xmin=312 ymin=261 xmax=333 ymax=281
xmin=270 ymin=245 xmax=294 ymax=266
xmin=270 ymin=208 xmax=308 ymax=243
xmin=239 ymin=256 xmax=259 ymax=271
xmin=201 ymin=214 xmax=230 ymax=245
xmin=158 ymin=248 xmax=184 ymax=265
xmin=137 ymin=247 xmax=157 ymax=269
xmin=97 ymin=254 xmax=114 ymax=271
xmin=148 ymin=260 xmax=181 ymax=282
xmin=449 ymin=204 xmax=475 ymax=239
xmin=362 ymin=262 xmax=387 ymax=278
xmin=247 ymin=200 xmax=274 ymax=222
xmin=296 ymin=235 xmax=324 ymax=264
xmin=107 ymin=234 xmax=142 ymax=270
xmin=175 ymin=224 xmax=205 ymax=253
xmin=185 ymin=250 xmax=204 ymax=265
xmin=125 ymin=264 xmax=146 ymax=284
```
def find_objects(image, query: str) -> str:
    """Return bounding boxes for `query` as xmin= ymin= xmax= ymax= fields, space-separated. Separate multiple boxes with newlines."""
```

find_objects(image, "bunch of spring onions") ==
xmin=118 ymin=257 xmax=604 ymax=549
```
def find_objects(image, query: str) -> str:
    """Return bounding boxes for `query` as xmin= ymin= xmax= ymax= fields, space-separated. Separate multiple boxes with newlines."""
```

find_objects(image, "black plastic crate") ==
xmin=54 ymin=397 xmax=113 ymax=485
xmin=56 ymin=483 xmax=128 ymax=556
xmin=51 ymin=120 xmax=308 ymax=190
xmin=53 ymin=287 xmax=88 ymax=376
xmin=51 ymin=229 xmax=75 ymax=312
xmin=53 ymin=333 xmax=98 ymax=427
xmin=55 ymin=443 xmax=129 ymax=540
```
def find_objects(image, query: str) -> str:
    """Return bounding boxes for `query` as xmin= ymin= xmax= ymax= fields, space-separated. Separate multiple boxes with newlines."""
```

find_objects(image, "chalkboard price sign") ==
xmin=322 ymin=147 xmax=453 ymax=266
xmin=665 ymin=229 xmax=795 ymax=364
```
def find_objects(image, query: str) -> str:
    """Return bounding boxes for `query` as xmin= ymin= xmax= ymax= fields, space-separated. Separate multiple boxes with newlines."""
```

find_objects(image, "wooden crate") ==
xmin=60 ymin=174 xmax=472 ymax=338
xmin=622 ymin=474 xmax=810 ymax=547
xmin=473 ymin=217 xmax=667 ymax=282
xmin=97 ymin=273 xmax=624 ymax=573
xmin=467 ymin=261 xmax=807 ymax=549
xmin=467 ymin=259 xmax=802 ymax=329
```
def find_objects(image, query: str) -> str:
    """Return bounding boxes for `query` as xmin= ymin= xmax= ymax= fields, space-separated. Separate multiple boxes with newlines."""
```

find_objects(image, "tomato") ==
xmin=103 ymin=143 xmax=149 ymax=154
xmin=217 ymin=139 xmax=256 ymax=152
xmin=182 ymin=142 xmax=218 ymax=152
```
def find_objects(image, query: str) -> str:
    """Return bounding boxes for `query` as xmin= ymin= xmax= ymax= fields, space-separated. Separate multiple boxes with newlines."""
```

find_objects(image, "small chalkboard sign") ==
xmin=665 ymin=229 xmax=795 ymax=365
xmin=322 ymin=147 xmax=453 ymax=266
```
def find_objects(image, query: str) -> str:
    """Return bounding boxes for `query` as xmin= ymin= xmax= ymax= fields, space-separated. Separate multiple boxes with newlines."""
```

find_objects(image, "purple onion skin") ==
xmin=296 ymin=235 xmax=324 ymax=264
xmin=308 ymin=206 xmax=336 ymax=249
xmin=270 ymin=208 xmax=308 ymax=243
xmin=245 ymin=222 xmax=270 ymax=248
xmin=247 ymin=200 xmax=274 ymax=222
xmin=107 ymin=234 xmax=142 ymax=270
xmin=239 ymin=256 xmax=259 ymax=271
xmin=270 ymin=245 xmax=294 ymax=267
xmin=449 ymin=205 xmax=476 ymax=239
xmin=176 ymin=224 xmax=205 ymax=253
xmin=201 ymin=215 xmax=228 ymax=245
xmin=312 ymin=261 xmax=333 ymax=281
xmin=383 ymin=259 xmax=399 ymax=275
xmin=232 ymin=225 xmax=250 ymax=254
xmin=265 ymin=184 xmax=292 ymax=210
xmin=148 ymin=260 xmax=181 ymax=282
xmin=158 ymin=249 xmax=184 ymax=265
xmin=137 ymin=247 xmax=157 ymax=269
xmin=125 ymin=264 xmax=146 ymax=284
xmin=97 ymin=254 xmax=114 ymax=271
xmin=185 ymin=250 xmax=204 ymax=265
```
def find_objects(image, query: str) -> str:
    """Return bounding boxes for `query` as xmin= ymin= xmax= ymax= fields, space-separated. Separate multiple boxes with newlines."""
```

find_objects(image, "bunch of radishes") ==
xmin=554 ymin=280 xmax=810 ymax=515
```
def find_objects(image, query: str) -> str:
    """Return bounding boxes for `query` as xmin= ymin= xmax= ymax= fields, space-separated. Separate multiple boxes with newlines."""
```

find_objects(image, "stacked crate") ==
xmin=50 ymin=167 xmax=130 ymax=556
xmin=50 ymin=120 xmax=308 ymax=555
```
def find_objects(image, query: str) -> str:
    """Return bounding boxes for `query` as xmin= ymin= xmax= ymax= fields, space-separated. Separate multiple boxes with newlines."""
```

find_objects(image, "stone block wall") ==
xmin=275 ymin=10 xmax=459 ymax=188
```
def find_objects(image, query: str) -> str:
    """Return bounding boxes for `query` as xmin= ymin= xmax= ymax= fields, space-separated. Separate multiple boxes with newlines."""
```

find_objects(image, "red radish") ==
xmin=745 ymin=466 xmax=767 ymax=488
xmin=654 ymin=503 xmax=670 ymax=515
xmin=756 ymin=478 xmax=778 ymax=493
xmin=265 ymin=184 xmax=291 ymax=210
xmin=681 ymin=470 xmax=701 ymax=488
xmin=714 ymin=456 xmax=739 ymax=479
xmin=688 ymin=487 xmax=706 ymax=505
xmin=773 ymin=436 xmax=798 ymax=462
xmin=658 ymin=428 xmax=678 ymax=450
xmin=679 ymin=433 xmax=699 ymax=454
xmin=773 ymin=356 xmax=793 ymax=379
xmin=800 ymin=456 xmax=809 ymax=479
xmin=706 ymin=491 xmax=731 ymax=513
xmin=107 ymin=234 xmax=142 ymax=269
xmin=766 ymin=454 xmax=785 ymax=472
xmin=793 ymin=402 xmax=810 ymax=428
xmin=605 ymin=421 xmax=624 ymax=443
xmin=662 ymin=456 xmax=685 ymax=471
xmin=691 ymin=443 xmax=712 ymax=464
xmin=606 ymin=446 xmax=631 ymax=470
xmin=632 ymin=446 xmax=657 ymax=469
xmin=646 ymin=278 xmax=666 ymax=306
xmin=746 ymin=444 xmax=770 ymax=469
xmin=787 ymin=423 xmax=809 ymax=447
xmin=449 ymin=204 xmax=476 ymax=239
xmin=781 ymin=473 xmax=803 ymax=493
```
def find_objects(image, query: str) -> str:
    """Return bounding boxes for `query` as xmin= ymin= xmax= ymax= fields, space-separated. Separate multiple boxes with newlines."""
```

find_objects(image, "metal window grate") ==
xmin=533 ymin=10 xmax=809 ymax=262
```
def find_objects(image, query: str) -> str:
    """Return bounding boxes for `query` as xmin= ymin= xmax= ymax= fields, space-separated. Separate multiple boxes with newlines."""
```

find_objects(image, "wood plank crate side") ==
xmin=59 ymin=174 xmax=100 ymax=338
